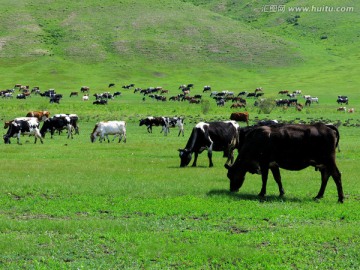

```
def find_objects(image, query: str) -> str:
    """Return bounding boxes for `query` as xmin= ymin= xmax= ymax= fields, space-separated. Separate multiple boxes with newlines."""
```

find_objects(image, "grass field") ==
xmin=0 ymin=0 xmax=359 ymax=268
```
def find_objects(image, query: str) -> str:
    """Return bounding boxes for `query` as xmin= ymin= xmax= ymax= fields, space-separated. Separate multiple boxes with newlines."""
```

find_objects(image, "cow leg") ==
xmin=192 ymin=152 xmax=199 ymax=167
xmin=315 ymin=168 xmax=330 ymax=201
xmin=16 ymin=133 xmax=21 ymax=144
xmin=316 ymin=164 xmax=344 ymax=203
xmin=259 ymin=164 xmax=270 ymax=197
xmin=207 ymin=144 xmax=214 ymax=167
xmin=270 ymin=165 xmax=285 ymax=197
xmin=332 ymin=166 xmax=344 ymax=203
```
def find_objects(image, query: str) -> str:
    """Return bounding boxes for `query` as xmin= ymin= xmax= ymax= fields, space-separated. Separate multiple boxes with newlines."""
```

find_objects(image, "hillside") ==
xmin=0 ymin=0 xmax=358 ymax=98
xmin=0 ymin=0 xmax=302 ymax=66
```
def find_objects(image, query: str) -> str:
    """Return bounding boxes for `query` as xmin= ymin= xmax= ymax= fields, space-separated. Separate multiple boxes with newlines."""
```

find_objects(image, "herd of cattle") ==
xmin=2 ymin=82 xmax=348 ymax=203
xmin=1 ymin=84 xmax=353 ymax=113
xmin=2 ymin=109 xmax=344 ymax=202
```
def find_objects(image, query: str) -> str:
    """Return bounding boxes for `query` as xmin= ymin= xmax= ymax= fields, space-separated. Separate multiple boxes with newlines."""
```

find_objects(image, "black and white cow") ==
xmin=67 ymin=114 xmax=79 ymax=135
xmin=3 ymin=117 xmax=43 ymax=144
xmin=167 ymin=117 xmax=185 ymax=136
xmin=139 ymin=117 xmax=168 ymax=135
xmin=178 ymin=121 xmax=239 ymax=167
xmin=40 ymin=114 xmax=73 ymax=139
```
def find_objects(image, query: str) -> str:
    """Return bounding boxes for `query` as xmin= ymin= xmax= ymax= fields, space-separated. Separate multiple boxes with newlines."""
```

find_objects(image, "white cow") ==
xmin=90 ymin=121 xmax=126 ymax=143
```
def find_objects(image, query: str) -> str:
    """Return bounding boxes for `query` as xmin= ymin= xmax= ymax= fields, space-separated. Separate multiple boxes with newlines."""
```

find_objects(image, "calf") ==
xmin=3 ymin=117 xmax=43 ymax=144
xmin=225 ymin=123 xmax=344 ymax=202
xmin=90 ymin=121 xmax=126 ymax=143
xmin=178 ymin=121 xmax=239 ymax=167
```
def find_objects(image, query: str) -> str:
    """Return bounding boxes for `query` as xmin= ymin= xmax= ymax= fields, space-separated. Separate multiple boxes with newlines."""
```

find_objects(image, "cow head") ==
xmin=224 ymin=163 xmax=246 ymax=192
xmin=90 ymin=133 xmax=97 ymax=143
xmin=3 ymin=134 xmax=10 ymax=144
xmin=178 ymin=149 xmax=192 ymax=167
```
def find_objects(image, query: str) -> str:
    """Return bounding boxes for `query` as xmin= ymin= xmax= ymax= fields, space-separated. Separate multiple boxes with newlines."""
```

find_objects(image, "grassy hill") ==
xmin=0 ymin=0 xmax=358 ymax=99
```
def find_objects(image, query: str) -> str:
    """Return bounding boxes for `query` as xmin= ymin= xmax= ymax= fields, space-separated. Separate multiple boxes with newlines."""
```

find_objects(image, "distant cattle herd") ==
xmin=1 ymin=83 xmax=350 ymax=203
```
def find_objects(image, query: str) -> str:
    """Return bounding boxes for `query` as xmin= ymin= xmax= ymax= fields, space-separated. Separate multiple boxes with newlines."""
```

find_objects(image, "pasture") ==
xmin=0 ymin=89 xmax=359 ymax=269
xmin=0 ymin=0 xmax=359 ymax=268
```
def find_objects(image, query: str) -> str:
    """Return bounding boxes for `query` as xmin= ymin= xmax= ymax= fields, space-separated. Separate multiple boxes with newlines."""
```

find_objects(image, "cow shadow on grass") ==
xmin=207 ymin=189 xmax=309 ymax=203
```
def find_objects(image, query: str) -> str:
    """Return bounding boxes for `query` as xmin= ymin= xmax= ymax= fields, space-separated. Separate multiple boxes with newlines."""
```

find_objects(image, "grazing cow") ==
xmin=139 ymin=117 xmax=168 ymax=135
xmin=178 ymin=121 xmax=239 ymax=167
xmin=113 ymin=91 xmax=122 ymax=97
xmin=230 ymin=103 xmax=246 ymax=109
xmin=70 ymin=91 xmax=78 ymax=97
xmin=203 ymin=86 xmax=211 ymax=92
xmin=16 ymin=93 xmax=26 ymax=99
xmin=225 ymin=123 xmax=344 ymax=202
xmin=26 ymin=111 xmax=50 ymax=121
xmin=108 ymin=83 xmax=115 ymax=88
xmin=337 ymin=107 xmax=346 ymax=112
xmin=348 ymin=108 xmax=355 ymax=113
xmin=40 ymin=114 xmax=73 ymax=139
xmin=93 ymin=99 xmax=107 ymax=105
xmin=82 ymin=95 xmax=89 ymax=101
xmin=49 ymin=95 xmax=61 ymax=103
xmin=230 ymin=112 xmax=249 ymax=126
xmin=90 ymin=121 xmax=126 ymax=143
xmin=278 ymin=90 xmax=289 ymax=95
xmin=3 ymin=117 xmax=43 ymax=144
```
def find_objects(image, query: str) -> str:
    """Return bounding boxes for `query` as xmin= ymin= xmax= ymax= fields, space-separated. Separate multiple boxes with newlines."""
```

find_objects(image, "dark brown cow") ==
xmin=230 ymin=112 xmax=249 ymax=126
xmin=225 ymin=123 xmax=344 ymax=202
xmin=26 ymin=111 xmax=50 ymax=121
xmin=70 ymin=91 xmax=78 ymax=97
xmin=230 ymin=103 xmax=246 ymax=109
xmin=81 ymin=86 xmax=90 ymax=93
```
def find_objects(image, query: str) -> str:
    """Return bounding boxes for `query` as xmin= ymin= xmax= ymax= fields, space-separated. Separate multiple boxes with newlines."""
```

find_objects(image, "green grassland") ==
xmin=0 ymin=0 xmax=359 ymax=268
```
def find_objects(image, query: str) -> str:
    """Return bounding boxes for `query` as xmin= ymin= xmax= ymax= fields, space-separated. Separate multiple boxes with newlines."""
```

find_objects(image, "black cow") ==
xmin=225 ymin=123 xmax=344 ymax=202
xmin=178 ymin=121 xmax=239 ymax=167
xmin=3 ymin=117 xmax=43 ymax=144
xmin=16 ymin=93 xmax=26 ymax=99
xmin=139 ymin=117 xmax=168 ymax=135
xmin=93 ymin=99 xmax=107 ymax=105
xmin=40 ymin=115 xmax=73 ymax=139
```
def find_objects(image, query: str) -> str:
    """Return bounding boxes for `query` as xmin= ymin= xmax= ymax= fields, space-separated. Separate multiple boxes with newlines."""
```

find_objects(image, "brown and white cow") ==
xmin=230 ymin=112 xmax=249 ymax=126
xmin=225 ymin=123 xmax=344 ymax=202
xmin=26 ymin=111 xmax=50 ymax=121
